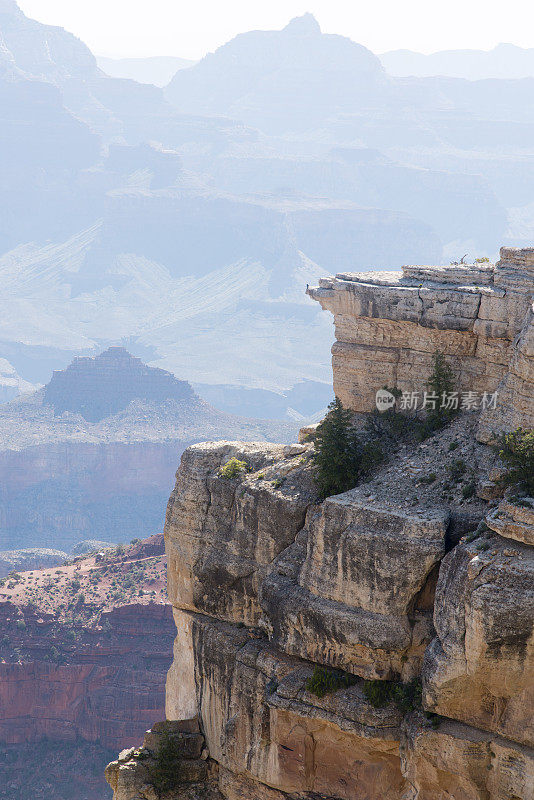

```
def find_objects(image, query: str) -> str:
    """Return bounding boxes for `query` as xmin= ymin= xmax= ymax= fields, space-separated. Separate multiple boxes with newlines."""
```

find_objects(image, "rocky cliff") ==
xmin=0 ymin=536 xmax=176 ymax=800
xmin=106 ymin=249 xmax=533 ymax=800
xmin=307 ymin=246 xmax=534 ymax=439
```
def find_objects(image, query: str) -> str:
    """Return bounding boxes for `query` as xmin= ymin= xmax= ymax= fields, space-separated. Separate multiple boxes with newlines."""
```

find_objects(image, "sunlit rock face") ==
xmin=109 ymin=248 xmax=533 ymax=800
xmin=422 ymin=534 xmax=534 ymax=749
xmin=164 ymin=441 xmax=316 ymax=627
xmin=401 ymin=715 xmax=534 ymax=800
xmin=308 ymin=247 xmax=534 ymax=440
xmin=260 ymin=493 xmax=446 ymax=680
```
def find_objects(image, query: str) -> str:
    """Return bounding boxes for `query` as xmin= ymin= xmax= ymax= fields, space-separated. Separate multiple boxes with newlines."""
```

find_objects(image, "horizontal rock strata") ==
xmin=308 ymin=247 xmax=534 ymax=439
xmin=108 ymin=250 xmax=534 ymax=800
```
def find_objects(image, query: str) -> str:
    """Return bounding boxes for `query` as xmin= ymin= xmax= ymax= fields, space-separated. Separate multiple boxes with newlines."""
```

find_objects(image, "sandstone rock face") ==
xmin=486 ymin=497 xmax=534 ymax=546
xmin=109 ymin=252 xmax=533 ymax=800
xmin=189 ymin=615 xmax=404 ymax=800
xmin=261 ymin=493 xmax=446 ymax=680
xmin=165 ymin=442 xmax=315 ymax=627
xmin=402 ymin=715 xmax=534 ymax=800
xmin=422 ymin=534 xmax=534 ymax=748
xmin=308 ymin=247 xmax=534 ymax=439
xmin=151 ymin=426 xmax=533 ymax=799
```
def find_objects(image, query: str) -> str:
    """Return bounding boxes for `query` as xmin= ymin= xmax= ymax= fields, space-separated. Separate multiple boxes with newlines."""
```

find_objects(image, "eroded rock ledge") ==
xmin=107 ymin=249 xmax=534 ymax=800
xmin=307 ymin=247 xmax=534 ymax=440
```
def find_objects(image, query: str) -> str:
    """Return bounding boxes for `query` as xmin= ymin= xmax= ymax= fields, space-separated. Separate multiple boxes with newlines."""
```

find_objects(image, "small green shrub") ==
xmin=306 ymin=666 xmax=356 ymax=698
xmin=219 ymin=457 xmax=248 ymax=479
xmin=495 ymin=428 xmax=534 ymax=494
xmin=363 ymin=679 xmax=422 ymax=713
xmin=475 ymin=256 xmax=490 ymax=263
xmin=419 ymin=352 xmax=458 ymax=440
xmin=448 ymin=441 xmax=459 ymax=451
xmin=462 ymin=481 xmax=476 ymax=499
xmin=465 ymin=519 xmax=489 ymax=542
xmin=148 ymin=731 xmax=183 ymax=793
xmin=424 ymin=710 xmax=442 ymax=728
xmin=15 ymin=619 xmax=26 ymax=631
xmin=448 ymin=459 xmax=467 ymax=482
xmin=390 ymin=679 xmax=422 ymax=713
xmin=362 ymin=680 xmax=394 ymax=708
xmin=419 ymin=473 xmax=437 ymax=485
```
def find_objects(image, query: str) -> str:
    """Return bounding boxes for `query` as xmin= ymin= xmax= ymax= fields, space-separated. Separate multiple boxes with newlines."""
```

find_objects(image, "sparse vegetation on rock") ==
xmin=305 ymin=665 xmax=357 ymax=698
xmin=218 ymin=457 xmax=248 ymax=479
xmin=495 ymin=427 xmax=534 ymax=493
xmin=147 ymin=731 xmax=183 ymax=793
xmin=363 ymin=679 xmax=422 ymax=713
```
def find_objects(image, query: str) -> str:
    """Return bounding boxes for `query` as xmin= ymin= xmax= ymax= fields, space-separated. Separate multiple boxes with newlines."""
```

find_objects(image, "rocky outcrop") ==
xmin=156 ymin=429 xmax=533 ymax=799
xmin=0 ymin=537 xmax=176 ymax=799
xmin=422 ymin=533 xmax=534 ymax=748
xmin=164 ymin=441 xmax=315 ymax=628
xmin=105 ymin=720 xmax=221 ymax=800
xmin=108 ymin=250 xmax=533 ymax=800
xmin=307 ymin=246 xmax=534 ymax=439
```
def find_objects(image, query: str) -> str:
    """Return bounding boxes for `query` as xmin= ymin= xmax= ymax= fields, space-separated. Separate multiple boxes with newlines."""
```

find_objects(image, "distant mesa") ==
xmin=70 ymin=540 xmax=117 ymax=557
xmin=42 ymin=347 xmax=196 ymax=423
xmin=283 ymin=13 xmax=322 ymax=35
xmin=0 ymin=548 xmax=68 ymax=579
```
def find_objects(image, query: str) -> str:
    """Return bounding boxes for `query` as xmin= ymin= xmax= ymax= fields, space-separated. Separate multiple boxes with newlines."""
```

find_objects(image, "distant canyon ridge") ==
xmin=1 ymin=4 xmax=534 ymax=416
xmin=0 ymin=348 xmax=298 ymax=553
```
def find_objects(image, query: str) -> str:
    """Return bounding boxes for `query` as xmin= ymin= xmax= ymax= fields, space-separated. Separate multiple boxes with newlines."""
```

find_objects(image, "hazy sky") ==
xmin=17 ymin=0 xmax=534 ymax=60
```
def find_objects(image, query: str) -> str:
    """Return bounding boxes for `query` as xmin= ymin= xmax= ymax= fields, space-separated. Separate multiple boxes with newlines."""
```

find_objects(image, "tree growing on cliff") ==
xmin=148 ymin=731 xmax=183 ymax=792
xmin=313 ymin=398 xmax=382 ymax=499
xmin=419 ymin=351 xmax=458 ymax=439
xmin=495 ymin=428 xmax=534 ymax=494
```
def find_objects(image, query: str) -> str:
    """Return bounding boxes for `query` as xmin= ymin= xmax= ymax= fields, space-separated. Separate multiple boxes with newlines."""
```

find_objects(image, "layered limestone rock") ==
xmin=260 ymin=493 xmax=446 ymax=680
xmin=108 ymin=248 xmax=533 ymax=800
xmin=164 ymin=441 xmax=316 ymax=627
xmin=422 ymin=533 xmax=534 ymax=748
xmin=401 ymin=714 xmax=534 ymax=800
xmin=187 ymin=615 xmax=404 ymax=799
xmin=307 ymin=246 xmax=534 ymax=438
xmin=486 ymin=497 xmax=534 ymax=546
xmin=142 ymin=427 xmax=533 ymax=799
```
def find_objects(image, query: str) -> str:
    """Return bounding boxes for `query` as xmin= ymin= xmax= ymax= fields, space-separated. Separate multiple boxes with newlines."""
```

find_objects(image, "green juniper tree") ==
xmin=495 ymin=428 xmax=534 ymax=494
xmin=313 ymin=398 xmax=382 ymax=499
xmin=419 ymin=351 xmax=458 ymax=439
